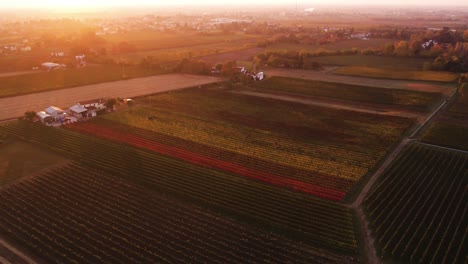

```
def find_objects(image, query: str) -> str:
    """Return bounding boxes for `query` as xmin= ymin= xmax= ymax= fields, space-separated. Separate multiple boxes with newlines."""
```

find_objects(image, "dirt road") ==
xmin=0 ymin=238 xmax=37 ymax=264
xmin=268 ymin=68 xmax=454 ymax=95
xmin=234 ymin=91 xmax=425 ymax=120
xmin=0 ymin=74 xmax=223 ymax=121
xmin=0 ymin=71 xmax=38 ymax=78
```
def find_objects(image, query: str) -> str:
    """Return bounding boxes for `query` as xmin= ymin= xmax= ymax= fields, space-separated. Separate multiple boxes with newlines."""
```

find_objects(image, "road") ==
xmin=0 ymin=71 xmax=39 ymax=78
xmin=0 ymin=74 xmax=223 ymax=121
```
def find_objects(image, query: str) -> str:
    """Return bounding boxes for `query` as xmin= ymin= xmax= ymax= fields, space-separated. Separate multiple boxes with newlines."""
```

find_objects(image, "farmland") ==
xmin=0 ymin=64 xmax=161 ymax=98
xmin=364 ymin=142 xmax=467 ymax=264
xmin=248 ymin=76 xmax=442 ymax=110
xmin=265 ymin=39 xmax=394 ymax=53
xmin=94 ymin=86 xmax=414 ymax=199
xmin=421 ymin=87 xmax=468 ymax=151
xmin=0 ymin=137 xmax=68 ymax=186
xmin=333 ymin=66 xmax=458 ymax=82
xmin=0 ymin=162 xmax=355 ymax=263
xmin=0 ymin=74 xmax=223 ymax=120
xmin=295 ymin=55 xmax=431 ymax=69
xmin=267 ymin=68 xmax=454 ymax=94
xmin=0 ymin=121 xmax=360 ymax=256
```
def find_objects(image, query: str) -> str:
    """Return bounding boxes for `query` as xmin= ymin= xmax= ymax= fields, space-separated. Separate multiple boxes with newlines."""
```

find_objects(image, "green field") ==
xmin=364 ymin=142 xmax=467 ymax=263
xmin=249 ymin=76 xmax=442 ymax=110
xmin=422 ymin=122 xmax=468 ymax=151
xmin=110 ymin=41 xmax=257 ymax=64
xmin=0 ymin=65 xmax=161 ymax=98
xmin=301 ymin=55 xmax=430 ymax=69
xmin=334 ymin=66 xmax=458 ymax=82
xmin=0 ymin=137 xmax=67 ymax=186
xmin=266 ymin=39 xmax=394 ymax=53
xmin=103 ymin=31 xmax=262 ymax=52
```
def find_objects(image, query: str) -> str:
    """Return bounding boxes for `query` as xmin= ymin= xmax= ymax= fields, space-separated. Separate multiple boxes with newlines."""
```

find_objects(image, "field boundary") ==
xmin=0 ymin=238 xmax=37 ymax=264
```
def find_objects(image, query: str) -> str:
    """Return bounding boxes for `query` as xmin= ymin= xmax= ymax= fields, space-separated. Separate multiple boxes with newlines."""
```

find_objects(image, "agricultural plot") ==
xmin=300 ymin=55 xmax=430 ymax=69
xmin=333 ymin=66 xmax=458 ymax=82
xmin=422 ymin=122 xmax=468 ymax=151
xmin=0 ymin=121 xmax=359 ymax=255
xmin=249 ymin=76 xmax=442 ymax=110
xmin=0 ymin=163 xmax=355 ymax=263
xmin=0 ymin=137 xmax=68 ymax=186
xmin=265 ymin=39 xmax=394 ymax=53
xmin=364 ymin=142 xmax=467 ymax=264
xmin=97 ymin=87 xmax=413 ymax=200
xmin=422 ymin=91 xmax=468 ymax=151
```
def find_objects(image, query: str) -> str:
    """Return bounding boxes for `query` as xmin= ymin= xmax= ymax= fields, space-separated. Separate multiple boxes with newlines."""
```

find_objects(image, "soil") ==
xmin=0 ymin=74 xmax=223 ymax=121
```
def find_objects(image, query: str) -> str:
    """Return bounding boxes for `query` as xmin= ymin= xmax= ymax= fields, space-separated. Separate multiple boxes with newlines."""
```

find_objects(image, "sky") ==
xmin=0 ymin=0 xmax=466 ymax=8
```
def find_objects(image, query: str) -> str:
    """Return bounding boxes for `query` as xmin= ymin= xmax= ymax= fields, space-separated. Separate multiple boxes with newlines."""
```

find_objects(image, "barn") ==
xmin=36 ymin=111 xmax=52 ymax=124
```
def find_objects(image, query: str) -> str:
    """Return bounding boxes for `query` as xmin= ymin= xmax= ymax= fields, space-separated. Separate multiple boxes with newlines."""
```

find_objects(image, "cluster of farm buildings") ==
xmin=35 ymin=99 xmax=105 ymax=125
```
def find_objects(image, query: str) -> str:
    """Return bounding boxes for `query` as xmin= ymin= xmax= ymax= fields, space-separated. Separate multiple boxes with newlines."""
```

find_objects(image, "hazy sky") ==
xmin=0 ymin=0 xmax=467 ymax=8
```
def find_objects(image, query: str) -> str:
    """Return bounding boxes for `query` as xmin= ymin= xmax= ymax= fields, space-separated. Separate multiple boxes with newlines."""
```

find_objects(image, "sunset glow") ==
xmin=1 ymin=0 xmax=467 ymax=9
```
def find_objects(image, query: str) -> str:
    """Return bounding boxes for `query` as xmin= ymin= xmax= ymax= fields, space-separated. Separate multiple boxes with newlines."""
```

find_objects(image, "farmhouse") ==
xmin=45 ymin=106 xmax=65 ymax=117
xmin=36 ymin=111 xmax=52 ymax=124
xmin=69 ymin=104 xmax=88 ymax=118
xmin=79 ymin=99 xmax=105 ymax=110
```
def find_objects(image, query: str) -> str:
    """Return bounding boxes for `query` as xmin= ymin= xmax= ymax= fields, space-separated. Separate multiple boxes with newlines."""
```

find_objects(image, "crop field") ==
xmin=90 ymin=86 xmax=414 ymax=200
xmin=422 ymin=122 xmax=468 ymax=151
xmin=0 ymin=64 xmax=161 ymax=98
xmin=103 ymin=31 xmax=262 ymax=52
xmin=364 ymin=142 xmax=467 ymax=263
xmin=197 ymin=47 xmax=263 ymax=65
xmin=0 ymin=137 xmax=68 ymax=186
xmin=267 ymin=68 xmax=454 ymax=94
xmin=266 ymin=39 xmax=394 ymax=53
xmin=249 ymin=77 xmax=442 ymax=110
xmin=0 ymin=162 xmax=358 ymax=263
xmin=111 ymin=41 xmax=258 ymax=64
xmin=422 ymin=89 xmax=468 ymax=151
xmin=0 ymin=121 xmax=360 ymax=256
xmin=299 ymin=55 xmax=430 ymax=69
xmin=333 ymin=66 xmax=458 ymax=82
xmin=0 ymin=74 xmax=223 ymax=121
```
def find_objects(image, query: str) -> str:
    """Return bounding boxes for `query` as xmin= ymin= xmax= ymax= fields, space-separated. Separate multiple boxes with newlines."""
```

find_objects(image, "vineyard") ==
xmin=364 ymin=142 xmax=467 ymax=263
xmin=0 ymin=121 xmax=359 ymax=255
xmin=250 ymin=77 xmax=442 ymax=110
xmin=422 ymin=121 xmax=468 ymax=151
xmin=99 ymin=87 xmax=413 ymax=199
xmin=0 ymin=163 xmax=355 ymax=263
xmin=422 ymin=90 xmax=468 ymax=151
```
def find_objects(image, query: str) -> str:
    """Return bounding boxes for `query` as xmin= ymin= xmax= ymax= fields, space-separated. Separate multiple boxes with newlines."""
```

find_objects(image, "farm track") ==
xmin=233 ymin=91 xmax=425 ymax=120
xmin=0 ymin=238 xmax=36 ymax=264
xmin=0 ymin=71 xmax=38 ymax=78
xmin=348 ymin=87 xmax=455 ymax=264
xmin=268 ymin=68 xmax=454 ymax=94
xmin=0 ymin=74 xmax=223 ymax=121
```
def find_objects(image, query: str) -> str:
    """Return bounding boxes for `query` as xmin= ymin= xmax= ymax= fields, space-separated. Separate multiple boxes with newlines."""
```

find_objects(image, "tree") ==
xmin=24 ymin=111 xmax=36 ymax=121
xmin=105 ymin=98 xmax=117 ymax=110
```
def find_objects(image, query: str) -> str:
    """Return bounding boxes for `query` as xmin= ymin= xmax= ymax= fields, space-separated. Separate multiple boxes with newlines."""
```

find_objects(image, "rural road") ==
xmin=234 ymin=90 xmax=424 ymax=119
xmin=0 ymin=71 xmax=39 ymax=78
xmin=0 ymin=74 xmax=223 ymax=121
xmin=268 ymin=68 xmax=454 ymax=94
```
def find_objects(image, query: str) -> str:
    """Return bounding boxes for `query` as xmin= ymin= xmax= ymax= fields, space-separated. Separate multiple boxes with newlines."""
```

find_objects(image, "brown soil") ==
xmin=0 ymin=74 xmax=223 ymax=121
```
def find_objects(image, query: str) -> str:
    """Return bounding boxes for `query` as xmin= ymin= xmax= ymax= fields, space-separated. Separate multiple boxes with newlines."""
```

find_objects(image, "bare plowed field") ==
xmin=0 ymin=74 xmax=223 ymax=120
